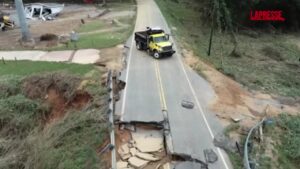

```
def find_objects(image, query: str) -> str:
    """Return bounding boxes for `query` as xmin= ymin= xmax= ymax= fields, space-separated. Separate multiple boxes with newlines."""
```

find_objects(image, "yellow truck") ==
xmin=134 ymin=27 xmax=175 ymax=59
xmin=0 ymin=13 xmax=15 ymax=31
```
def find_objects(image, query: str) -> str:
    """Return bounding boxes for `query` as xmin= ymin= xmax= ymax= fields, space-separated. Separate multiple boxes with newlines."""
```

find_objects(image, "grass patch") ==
xmin=77 ymin=20 xmax=107 ymax=33
xmin=224 ymin=123 xmax=240 ymax=136
xmin=228 ymin=152 xmax=243 ymax=169
xmin=224 ymin=114 xmax=300 ymax=169
xmin=155 ymin=0 xmax=300 ymax=97
xmin=274 ymin=114 xmax=300 ymax=169
xmin=52 ymin=28 xmax=133 ymax=50
xmin=75 ymin=31 xmax=129 ymax=49
xmin=0 ymin=61 xmax=109 ymax=169
xmin=107 ymin=1 xmax=136 ymax=11
xmin=43 ymin=1 xmax=136 ymax=51
xmin=53 ymin=4 xmax=136 ymax=50
xmin=0 ymin=60 xmax=94 ymax=76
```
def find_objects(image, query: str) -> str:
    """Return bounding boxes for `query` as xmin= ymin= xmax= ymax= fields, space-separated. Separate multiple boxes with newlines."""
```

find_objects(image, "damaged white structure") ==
xmin=24 ymin=3 xmax=64 ymax=20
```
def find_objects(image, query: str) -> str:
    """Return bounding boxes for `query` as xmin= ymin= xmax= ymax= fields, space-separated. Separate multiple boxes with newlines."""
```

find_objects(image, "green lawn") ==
xmin=0 ymin=60 xmax=94 ymax=76
xmin=74 ymin=31 xmax=129 ymax=49
xmin=77 ymin=20 xmax=108 ymax=33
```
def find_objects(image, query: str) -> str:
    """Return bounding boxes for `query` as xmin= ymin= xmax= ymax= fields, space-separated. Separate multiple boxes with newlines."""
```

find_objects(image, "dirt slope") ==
xmin=183 ymin=49 xmax=300 ymax=127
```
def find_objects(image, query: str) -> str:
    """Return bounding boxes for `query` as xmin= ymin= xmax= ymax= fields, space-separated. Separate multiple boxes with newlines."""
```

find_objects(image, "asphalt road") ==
xmin=120 ymin=0 xmax=232 ymax=168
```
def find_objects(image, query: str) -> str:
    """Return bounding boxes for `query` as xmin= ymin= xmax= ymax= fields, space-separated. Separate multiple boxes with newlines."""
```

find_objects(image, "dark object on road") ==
xmin=181 ymin=100 xmax=194 ymax=109
xmin=204 ymin=149 xmax=218 ymax=163
xmin=135 ymin=27 xmax=175 ymax=59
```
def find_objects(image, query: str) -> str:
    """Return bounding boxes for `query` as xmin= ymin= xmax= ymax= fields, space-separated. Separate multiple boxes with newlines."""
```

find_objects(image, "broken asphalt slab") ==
xmin=117 ymin=161 xmax=129 ymax=169
xmin=136 ymin=152 xmax=160 ymax=161
xmin=118 ymin=143 xmax=131 ymax=161
xmin=131 ymin=128 xmax=164 ymax=153
xmin=128 ymin=156 xmax=149 ymax=168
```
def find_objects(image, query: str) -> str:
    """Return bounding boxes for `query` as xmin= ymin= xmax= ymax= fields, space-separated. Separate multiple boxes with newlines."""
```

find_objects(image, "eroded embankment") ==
xmin=0 ymin=71 xmax=109 ymax=169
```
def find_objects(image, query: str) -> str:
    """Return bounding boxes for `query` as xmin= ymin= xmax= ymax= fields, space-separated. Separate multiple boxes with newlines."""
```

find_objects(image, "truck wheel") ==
xmin=153 ymin=51 xmax=160 ymax=59
xmin=136 ymin=42 xmax=141 ymax=50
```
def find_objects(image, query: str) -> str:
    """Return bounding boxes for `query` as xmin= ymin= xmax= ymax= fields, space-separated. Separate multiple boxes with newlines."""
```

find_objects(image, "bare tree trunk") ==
xmin=15 ymin=0 xmax=31 ymax=41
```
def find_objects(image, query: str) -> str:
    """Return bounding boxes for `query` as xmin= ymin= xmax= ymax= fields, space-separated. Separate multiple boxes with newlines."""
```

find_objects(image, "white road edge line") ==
xmin=120 ymin=34 xmax=135 ymax=120
xmin=154 ymin=1 xmax=231 ymax=168
xmin=177 ymin=56 xmax=231 ymax=169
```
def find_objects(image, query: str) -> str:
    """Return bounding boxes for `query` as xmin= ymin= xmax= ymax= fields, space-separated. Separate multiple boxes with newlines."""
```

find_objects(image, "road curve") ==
xmin=120 ymin=0 xmax=232 ymax=168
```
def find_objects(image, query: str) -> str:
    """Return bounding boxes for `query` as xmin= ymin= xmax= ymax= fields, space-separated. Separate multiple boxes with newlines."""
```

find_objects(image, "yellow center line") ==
xmin=154 ymin=60 xmax=167 ymax=111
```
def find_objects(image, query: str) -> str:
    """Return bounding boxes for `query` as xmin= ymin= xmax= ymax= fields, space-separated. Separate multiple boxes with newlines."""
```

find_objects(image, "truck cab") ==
xmin=135 ymin=27 xmax=175 ymax=59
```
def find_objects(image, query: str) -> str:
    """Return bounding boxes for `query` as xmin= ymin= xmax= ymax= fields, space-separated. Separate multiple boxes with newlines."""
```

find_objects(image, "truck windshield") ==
xmin=154 ymin=36 xmax=167 ymax=43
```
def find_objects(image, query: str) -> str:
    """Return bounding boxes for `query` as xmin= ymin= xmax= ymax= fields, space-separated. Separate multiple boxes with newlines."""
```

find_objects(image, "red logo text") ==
xmin=250 ymin=10 xmax=285 ymax=21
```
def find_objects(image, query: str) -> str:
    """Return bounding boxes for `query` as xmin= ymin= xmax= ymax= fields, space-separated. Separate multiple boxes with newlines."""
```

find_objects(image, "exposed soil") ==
xmin=115 ymin=125 xmax=132 ymax=161
xmin=22 ymin=73 xmax=91 ymax=123
xmin=46 ymin=88 xmax=67 ymax=122
xmin=115 ymin=124 xmax=169 ymax=169
xmin=97 ymin=137 xmax=112 ymax=169
xmin=182 ymin=49 xmax=300 ymax=127
xmin=96 ymin=45 xmax=123 ymax=71
xmin=46 ymin=88 xmax=91 ymax=123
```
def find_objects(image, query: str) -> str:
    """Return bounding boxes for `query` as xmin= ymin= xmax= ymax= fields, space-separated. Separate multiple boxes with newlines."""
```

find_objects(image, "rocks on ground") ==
xmin=117 ymin=127 xmax=164 ymax=169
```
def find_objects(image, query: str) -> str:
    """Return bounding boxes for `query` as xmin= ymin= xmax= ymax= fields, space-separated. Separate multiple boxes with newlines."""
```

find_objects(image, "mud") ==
xmin=22 ymin=73 xmax=91 ymax=123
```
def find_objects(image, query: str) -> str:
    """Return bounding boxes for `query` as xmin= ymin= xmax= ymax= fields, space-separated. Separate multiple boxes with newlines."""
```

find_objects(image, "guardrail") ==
xmin=243 ymin=118 xmax=265 ymax=169
xmin=107 ymin=70 xmax=117 ymax=169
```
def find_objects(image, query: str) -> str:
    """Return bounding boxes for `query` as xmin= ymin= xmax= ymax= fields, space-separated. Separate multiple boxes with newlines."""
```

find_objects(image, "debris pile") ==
xmin=117 ymin=128 xmax=164 ymax=169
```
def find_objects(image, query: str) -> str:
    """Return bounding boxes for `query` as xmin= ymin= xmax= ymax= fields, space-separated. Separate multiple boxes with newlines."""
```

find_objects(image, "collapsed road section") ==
xmin=107 ymin=39 xmax=219 ymax=169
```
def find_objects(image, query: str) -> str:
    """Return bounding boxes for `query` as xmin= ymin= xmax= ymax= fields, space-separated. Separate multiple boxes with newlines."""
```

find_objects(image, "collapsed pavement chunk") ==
xmin=117 ymin=161 xmax=128 ymax=169
xmin=118 ymin=143 xmax=131 ymax=160
xmin=131 ymin=128 xmax=164 ymax=153
xmin=128 ymin=156 xmax=149 ymax=168
xmin=136 ymin=152 xmax=160 ymax=161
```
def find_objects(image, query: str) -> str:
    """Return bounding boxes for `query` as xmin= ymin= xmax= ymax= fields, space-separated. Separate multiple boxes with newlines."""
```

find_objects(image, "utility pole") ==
xmin=15 ymin=0 xmax=31 ymax=41
xmin=207 ymin=21 xmax=214 ymax=56
xmin=207 ymin=2 xmax=215 ymax=56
